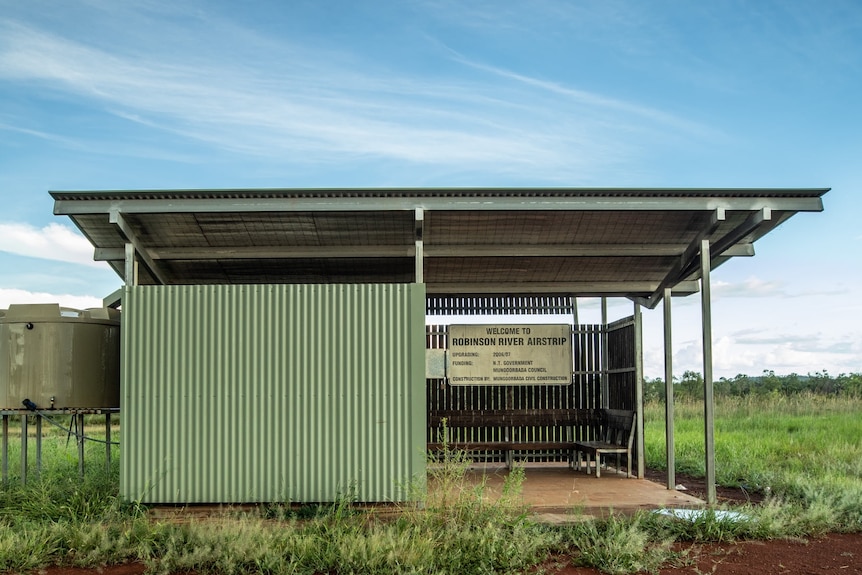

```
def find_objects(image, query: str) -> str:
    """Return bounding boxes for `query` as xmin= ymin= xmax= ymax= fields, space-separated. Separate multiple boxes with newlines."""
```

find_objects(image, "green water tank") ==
xmin=0 ymin=303 xmax=120 ymax=410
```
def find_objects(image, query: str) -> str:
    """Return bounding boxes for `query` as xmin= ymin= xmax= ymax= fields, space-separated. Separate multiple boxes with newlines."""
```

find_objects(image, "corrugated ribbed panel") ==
xmin=121 ymin=284 xmax=425 ymax=503
xmin=426 ymin=295 xmax=575 ymax=315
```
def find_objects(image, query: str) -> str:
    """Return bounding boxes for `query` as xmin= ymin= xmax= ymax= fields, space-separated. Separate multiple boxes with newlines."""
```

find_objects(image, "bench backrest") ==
xmin=428 ymin=408 xmax=601 ymax=429
xmin=601 ymin=409 xmax=637 ymax=449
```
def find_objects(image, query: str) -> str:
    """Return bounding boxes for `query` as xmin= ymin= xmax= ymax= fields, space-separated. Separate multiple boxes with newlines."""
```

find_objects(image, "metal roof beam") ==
xmin=109 ymin=211 xmax=169 ymax=285
xmin=105 ymin=260 xmax=125 ymax=281
xmin=709 ymin=208 xmax=772 ymax=260
xmin=53 ymin=195 xmax=826 ymax=215
xmin=723 ymin=243 xmax=754 ymax=257
xmin=426 ymin=280 xmax=700 ymax=296
xmin=93 ymin=243 xmax=724 ymax=261
xmin=668 ymin=208 xmax=773 ymax=288
xmin=102 ymin=287 xmax=123 ymax=309
xmin=707 ymin=244 xmax=755 ymax=274
xmin=428 ymin=244 xmax=687 ymax=257
xmin=641 ymin=213 xmax=757 ymax=307
xmin=644 ymin=209 xmax=725 ymax=308
xmin=94 ymin=246 xmax=414 ymax=260
xmin=678 ymin=208 xmax=773 ymax=280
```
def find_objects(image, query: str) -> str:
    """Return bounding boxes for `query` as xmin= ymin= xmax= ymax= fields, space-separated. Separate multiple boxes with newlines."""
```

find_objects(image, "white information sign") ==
xmin=448 ymin=324 xmax=572 ymax=385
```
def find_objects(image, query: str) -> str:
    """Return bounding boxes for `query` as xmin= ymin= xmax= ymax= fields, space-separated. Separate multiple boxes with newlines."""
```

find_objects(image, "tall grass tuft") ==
xmin=560 ymin=513 xmax=674 ymax=575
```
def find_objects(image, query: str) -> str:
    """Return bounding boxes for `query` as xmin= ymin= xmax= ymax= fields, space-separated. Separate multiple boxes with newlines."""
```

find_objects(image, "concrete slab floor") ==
xmin=148 ymin=462 xmax=704 ymax=522
xmin=433 ymin=462 xmax=705 ymax=517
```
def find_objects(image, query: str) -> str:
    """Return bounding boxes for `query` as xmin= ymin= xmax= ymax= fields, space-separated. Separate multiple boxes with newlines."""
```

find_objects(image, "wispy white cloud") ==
xmin=0 ymin=13 xmax=676 ymax=182
xmin=643 ymin=328 xmax=862 ymax=378
xmin=0 ymin=287 xmax=103 ymax=310
xmin=0 ymin=119 xmax=76 ymax=145
xmin=712 ymin=276 xmax=785 ymax=298
xmin=445 ymin=50 xmax=717 ymax=139
xmin=640 ymin=290 xmax=862 ymax=378
xmin=712 ymin=276 xmax=852 ymax=300
xmin=713 ymin=332 xmax=862 ymax=376
xmin=0 ymin=222 xmax=103 ymax=268
xmin=729 ymin=328 xmax=810 ymax=346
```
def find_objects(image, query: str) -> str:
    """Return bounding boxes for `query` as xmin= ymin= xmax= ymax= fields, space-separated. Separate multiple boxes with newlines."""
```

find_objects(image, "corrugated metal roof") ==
xmin=51 ymin=187 xmax=828 ymax=307
xmin=50 ymin=187 xmax=829 ymax=201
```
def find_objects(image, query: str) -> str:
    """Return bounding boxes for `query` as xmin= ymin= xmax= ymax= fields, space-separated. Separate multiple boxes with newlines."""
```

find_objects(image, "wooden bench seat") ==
xmin=427 ymin=408 xmax=600 ymax=467
xmin=426 ymin=441 xmax=579 ymax=452
xmin=573 ymin=409 xmax=636 ymax=477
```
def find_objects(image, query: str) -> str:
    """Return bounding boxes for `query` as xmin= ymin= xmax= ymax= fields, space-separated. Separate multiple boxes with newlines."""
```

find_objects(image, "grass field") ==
xmin=1 ymin=414 xmax=120 ymax=483
xmin=0 ymin=396 xmax=860 ymax=574
xmin=643 ymin=393 xmax=862 ymax=533
xmin=644 ymin=394 xmax=862 ymax=495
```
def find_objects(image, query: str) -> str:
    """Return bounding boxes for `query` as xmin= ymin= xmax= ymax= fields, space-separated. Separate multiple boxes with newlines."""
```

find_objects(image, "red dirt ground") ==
xmin=544 ymin=470 xmax=862 ymax=575
xmin=545 ymin=533 xmax=862 ymax=574
xmin=30 ymin=471 xmax=862 ymax=575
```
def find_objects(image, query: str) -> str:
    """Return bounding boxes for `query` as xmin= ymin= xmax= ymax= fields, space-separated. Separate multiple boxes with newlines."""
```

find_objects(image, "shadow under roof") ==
xmin=51 ymin=187 xmax=827 ymax=307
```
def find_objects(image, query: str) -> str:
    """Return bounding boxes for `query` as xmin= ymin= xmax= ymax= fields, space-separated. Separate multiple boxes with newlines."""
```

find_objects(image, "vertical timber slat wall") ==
xmin=122 ymin=284 xmax=426 ymax=504
xmin=607 ymin=316 xmax=637 ymax=410
xmin=574 ymin=324 xmax=604 ymax=442
xmin=606 ymin=315 xmax=639 ymax=468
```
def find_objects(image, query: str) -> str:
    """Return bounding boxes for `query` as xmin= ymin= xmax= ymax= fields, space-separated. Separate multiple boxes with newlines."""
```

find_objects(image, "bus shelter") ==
xmin=52 ymin=188 xmax=827 ymax=504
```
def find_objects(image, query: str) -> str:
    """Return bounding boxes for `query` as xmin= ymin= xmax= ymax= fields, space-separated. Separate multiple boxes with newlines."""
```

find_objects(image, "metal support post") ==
xmin=105 ymin=413 xmax=112 ymax=472
xmin=663 ymin=287 xmax=675 ymax=490
xmin=572 ymin=296 xmax=579 ymax=326
xmin=633 ymin=301 xmax=645 ymax=478
xmin=2 ymin=414 xmax=8 ymax=482
xmin=700 ymin=240 xmax=717 ymax=504
xmin=415 ymin=208 xmax=424 ymax=283
xmin=124 ymin=242 xmax=139 ymax=286
xmin=601 ymin=297 xmax=609 ymax=409
xmin=77 ymin=413 xmax=86 ymax=479
xmin=36 ymin=415 xmax=42 ymax=477
xmin=20 ymin=414 xmax=28 ymax=484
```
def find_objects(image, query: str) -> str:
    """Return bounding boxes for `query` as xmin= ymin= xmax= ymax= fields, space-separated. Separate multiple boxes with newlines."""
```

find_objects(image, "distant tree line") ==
xmin=644 ymin=370 xmax=862 ymax=402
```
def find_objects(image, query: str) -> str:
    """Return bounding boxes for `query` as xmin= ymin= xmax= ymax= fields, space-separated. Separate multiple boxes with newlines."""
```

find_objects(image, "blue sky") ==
xmin=0 ymin=0 xmax=859 ymax=378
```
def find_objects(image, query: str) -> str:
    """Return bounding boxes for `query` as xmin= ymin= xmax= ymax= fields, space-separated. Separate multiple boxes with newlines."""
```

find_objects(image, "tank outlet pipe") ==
xmin=20 ymin=399 xmax=119 ymax=445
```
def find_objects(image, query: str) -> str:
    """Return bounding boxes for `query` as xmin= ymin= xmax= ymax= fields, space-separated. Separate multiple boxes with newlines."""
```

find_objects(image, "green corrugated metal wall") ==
xmin=121 ymin=284 xmax=426 ymax=503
